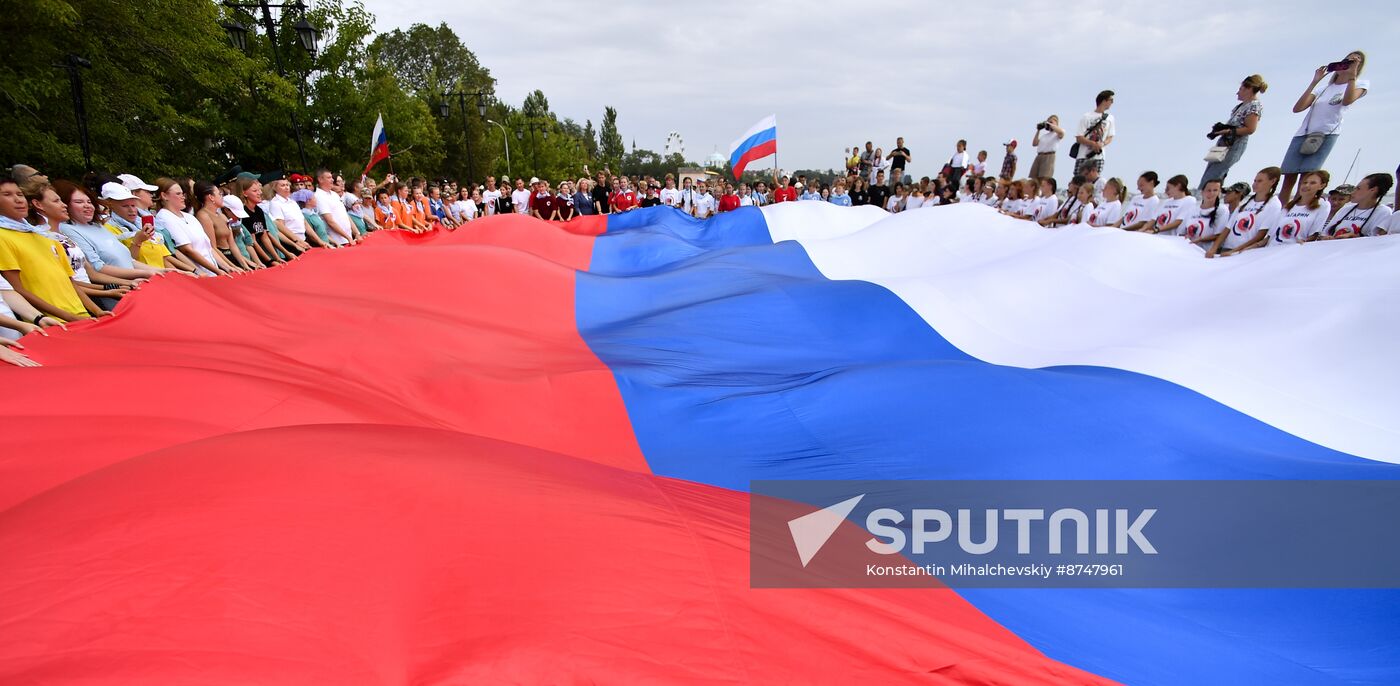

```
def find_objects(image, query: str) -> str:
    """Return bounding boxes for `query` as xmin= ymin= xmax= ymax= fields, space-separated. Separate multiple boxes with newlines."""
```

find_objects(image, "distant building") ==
xmin=677 ymin=167 xmax=720 ymax=187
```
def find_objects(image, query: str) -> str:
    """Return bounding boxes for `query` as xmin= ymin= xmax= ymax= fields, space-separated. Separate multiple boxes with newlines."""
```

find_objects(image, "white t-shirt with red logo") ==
xmin=1152 ymin=196 xmax=1199 ymax=235
xmin=1119 ymin=194 xmax=1160 ymax=228
xmin=1272 ymin=200 xmax=1331 ymax=245
xmin=1181 ymin=199 xmax=1230 ymax=242
xmin=1320 ymin=202 xmax=1393 ymax=238
xmin=1087 ymin=199 xmax=1122 ymax=227
xmin=1383 ymin=209 xmax=1400 ymax=236
xmin=1221 ymin=195 xmax=1283 ymax=250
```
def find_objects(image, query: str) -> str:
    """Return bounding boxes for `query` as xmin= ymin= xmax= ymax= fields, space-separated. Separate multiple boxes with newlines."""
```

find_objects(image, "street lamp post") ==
xmin=439 ymin=90 xmax=487 ymax=183
xmin=220 ymin=0 xmax=320 ymax=174
xmin=485 ymin=119 xmax=511 ymax=177
xmin=517 ymin=122 xmax=548 ymax=178
xmin=53 ymin=54 xmax=93 ymax=171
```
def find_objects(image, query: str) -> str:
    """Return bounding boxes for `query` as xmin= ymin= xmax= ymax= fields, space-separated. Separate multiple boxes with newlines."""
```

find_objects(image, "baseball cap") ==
xmin=99 ymin=182 xmax=135 ymax=201
xmin=1330 ymin=184 xmax=1356 ymax=195
xmin=1004 ymin=139 xmax=1018 ymax=148
xmin=529 ymin=177 xmax=540 ymax=184
xmin=118 ymin=173 xmax=157 ymax=192
xmin=221 ymin=194 xmax=249 ymax=219
xmin=1224 ymin=182 xmax=1250 ymax=195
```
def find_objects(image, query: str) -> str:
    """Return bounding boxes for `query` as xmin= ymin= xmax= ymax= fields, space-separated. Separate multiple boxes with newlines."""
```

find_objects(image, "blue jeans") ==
xmin=1200 ymin=136 xmax=1249 ymax=189
xmin=1281 ymin=133 xmax=1340 ymax=174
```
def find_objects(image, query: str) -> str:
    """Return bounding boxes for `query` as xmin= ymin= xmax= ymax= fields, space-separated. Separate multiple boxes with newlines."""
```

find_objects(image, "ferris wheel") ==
xmin=664 ymin=131 xmax=685 ymax=159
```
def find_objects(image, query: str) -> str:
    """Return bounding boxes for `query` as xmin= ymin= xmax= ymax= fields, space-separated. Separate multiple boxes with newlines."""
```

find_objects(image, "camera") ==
xmin=1207 ymin=122 xmax=1233 ymax=139
xmin=1036 ymin=122 xmax=1051 ymax=131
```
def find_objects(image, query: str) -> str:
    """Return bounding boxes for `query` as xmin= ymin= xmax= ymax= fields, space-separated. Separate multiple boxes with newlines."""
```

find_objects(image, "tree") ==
xmin=582 ymin=120 xmax=598 ymax=160
xmin=599 ymin=107 xmax=624 ymax=171
xmin=2 ymin=0 xmax=250 ymax=178
xmin=368 ymin=22 xmax=495 ymax=181
xmin=522 ymin=90 xmax=550 ymax=119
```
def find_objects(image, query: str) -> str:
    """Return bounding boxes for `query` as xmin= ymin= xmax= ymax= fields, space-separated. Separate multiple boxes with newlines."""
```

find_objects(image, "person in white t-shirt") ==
xmin=1029 ymin=115 xmax=1065 ymax=180
xmin=978 ymin=179 xmax=998 ymax=205
xmin=1144 ymin=175 xmax=1199 ymax=235
xmin=868 ymin=148 xmax=890 ymax=186
xmin=1026 ymin=177 xmax=1059 ymax=223
xmin=1073 ymin=90 xmax=1117 ymax=177
xmin=481 ymin=179 xmax=502 ymax=216
xmin=659 ymin=178 xmax=681 ymax=207
xmin=1042 ymin=177 xmax=1085 ymax=227
xmin=945 ymin=140 xmax=971 ymax=191
xmin=969 ymin=151 xmax=989 ymax=179
xmin=737 ymin=183 xmax=755 ymax=207
xmin=1068 ymin=183 xmax=1095 ymax=225
xmin=1083 ymin=166 xmax=1107 ymax=205
xmin=1209 ymin=167 xmax=1283 ymax=257
xmin=314 ymin=170 xmax=354 ymax=246
xmin=1311 ymin=172 xmax=1393 ymax=239
xmin=1118 ymin=172 xmax=1161 ymax=231
xmin=999 ymin=183 xmax=1025 ymax=218
xmin=1087 ymin=178 xmax=1125 ymax=227
xmin=1384 ymin=209 xmax=1400 ymax=237
xmin=691 ymin=182 xmax=716 ymax=219
xmin=510 ymin=179 xmax=532 ymax=215
xmin=1280 ymin=51 xmax=1370 ymax=203
xmin=1183 ymin=179 xmax=1231 ymax=247
xmin=1271 ymin=170 xmax=1331 ymax=246
xmin=154 ymin=179 xmax=222 ymax=276
xmin=452 ymin=188 xmax=480 ymax=223
xmin=904 ymin=189 xmax=925 ymax=211
xmin=266 ymin=178 xmax=315 ymax=246
xmin=885 ymin=185 xmax=906 ymax=212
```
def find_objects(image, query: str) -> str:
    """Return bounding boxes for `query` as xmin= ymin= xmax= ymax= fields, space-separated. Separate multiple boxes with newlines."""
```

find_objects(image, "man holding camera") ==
xmin=1073 ymin=90 xmax=1116 ymax=177
xmin=1030 ymin=115 xmax=1065 ymax=181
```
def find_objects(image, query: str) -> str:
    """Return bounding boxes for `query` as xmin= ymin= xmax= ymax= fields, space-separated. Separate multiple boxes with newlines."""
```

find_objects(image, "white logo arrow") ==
xmin=787 ymin=494 xmax=865 ymax=567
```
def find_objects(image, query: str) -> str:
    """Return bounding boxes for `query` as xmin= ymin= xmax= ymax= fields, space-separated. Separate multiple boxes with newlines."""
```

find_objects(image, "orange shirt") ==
xmin=375 ymin=202 xmax=399 ymax=230
xmin=389 ymin=199 xmax=413 ymax=228
xmin=409 ymin=199 xmax=429 ymax=226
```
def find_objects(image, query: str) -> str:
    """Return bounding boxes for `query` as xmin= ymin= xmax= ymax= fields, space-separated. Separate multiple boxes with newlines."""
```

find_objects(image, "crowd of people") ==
xmin=1 ymin=52 xmax=1390 ymax=368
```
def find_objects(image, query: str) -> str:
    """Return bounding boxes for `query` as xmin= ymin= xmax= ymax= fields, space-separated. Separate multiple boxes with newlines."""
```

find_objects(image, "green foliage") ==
xmin=599 ymin=107 xmax=624 ymax=171
xmin=1 ymin=2 xmax=620 ymax=186
xmin=367 ymin=20 xmax=495 ymax=181
xmin=620 ymin=149 xmax=689 ymax=180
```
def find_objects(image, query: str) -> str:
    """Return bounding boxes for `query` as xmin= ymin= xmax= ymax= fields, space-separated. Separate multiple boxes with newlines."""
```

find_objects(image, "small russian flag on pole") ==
xmin=728 ymin=115 xmax=777 ymax=180
xmin=364 ymin=113 xmax=390 ymax=177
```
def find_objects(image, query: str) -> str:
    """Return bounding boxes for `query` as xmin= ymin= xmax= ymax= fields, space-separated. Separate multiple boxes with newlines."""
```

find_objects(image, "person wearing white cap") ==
xmin=216 ymin=192 xmax=263 ymax=270
xmin=59 ymin=183 xmax=170 ymax=280
xmin=100 ymin=182 xmax=189 ymax=272
xmin=118 ymin=174 xmax=159 ymax=216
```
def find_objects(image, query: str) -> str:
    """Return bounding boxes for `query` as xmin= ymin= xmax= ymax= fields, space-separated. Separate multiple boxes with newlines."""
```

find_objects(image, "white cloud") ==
xmin=362 ymin=0 xmax=1399 ymax=187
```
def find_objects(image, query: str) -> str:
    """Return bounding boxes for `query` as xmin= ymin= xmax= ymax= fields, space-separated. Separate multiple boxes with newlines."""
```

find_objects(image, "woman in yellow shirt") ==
xmin=0 ymin=178 xmax=101 ymax=321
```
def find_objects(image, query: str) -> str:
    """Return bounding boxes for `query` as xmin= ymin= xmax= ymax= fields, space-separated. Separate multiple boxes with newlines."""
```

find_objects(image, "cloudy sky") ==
xmin=362 ymin=0 xmax=1396 ymax=185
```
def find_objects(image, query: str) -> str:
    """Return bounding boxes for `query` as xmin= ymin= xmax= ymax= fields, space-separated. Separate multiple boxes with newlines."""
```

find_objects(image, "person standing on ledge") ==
xmin=1030 ymin=115 xmax=1065 ymax=182
xmin=1073 ymin=90 xmax=1117 ymax=178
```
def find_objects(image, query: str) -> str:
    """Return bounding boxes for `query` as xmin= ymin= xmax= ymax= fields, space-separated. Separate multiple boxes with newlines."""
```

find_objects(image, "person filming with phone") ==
xmin=1279 ymin=51 xmax=1369 ymax=202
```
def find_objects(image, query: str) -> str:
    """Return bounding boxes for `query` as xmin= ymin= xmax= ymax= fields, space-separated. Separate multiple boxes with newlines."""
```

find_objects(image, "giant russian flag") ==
xmin=728 ymin=114 xmax=777 ymax=179
xmin=2 ymin=204 xmax=1398 ymax=684
xmin=363 ymin=112 xmax=390 ymax=176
